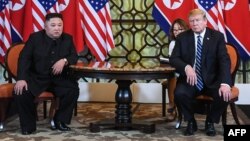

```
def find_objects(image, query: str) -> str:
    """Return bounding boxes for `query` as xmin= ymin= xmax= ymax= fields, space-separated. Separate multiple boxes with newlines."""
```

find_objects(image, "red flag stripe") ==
xmin=0 ymin=6 xmax=11 ymax=60
xmin=3 ymin=8 xmax=11 ymax=47
xmin=32 ymin=1 xmax=46 ymax=31
xmin=79 ymin=0 xmax=115 ymax=61
xmin=81 ymin=1 xmax=108 ymax=60
xmin=32 ymin=1 xmax=59 ymax=32
xmin=83 ymin=6 xmax=107 ymax=54
xmin=79 ymin=2 xmax=104 ymax=61
xmin=59 ymin=0 xmax=84 ymax=53
xmin=3 ymin=0 xmax=115 ymax=62
xmin=104 ymin=4 xmax=115 ymax=52
xmin=223 ymin=0 xmax=250 ymax=59
xmin=194 ymin=0 xmax=227 ymax=40
xmin=82 ymin=2 xmax=108 ymax=50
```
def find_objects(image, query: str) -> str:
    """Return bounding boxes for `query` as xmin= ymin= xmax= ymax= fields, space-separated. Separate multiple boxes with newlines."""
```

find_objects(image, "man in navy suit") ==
xmin=170 ymin=9 xmax=232 ymax=136
xmin=13 ymin=13 xmax=79 ymax=135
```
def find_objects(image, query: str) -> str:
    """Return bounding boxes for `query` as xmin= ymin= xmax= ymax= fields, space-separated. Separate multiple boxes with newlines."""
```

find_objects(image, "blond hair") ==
xmin=188 ymin=8 xmax=206 ymax=19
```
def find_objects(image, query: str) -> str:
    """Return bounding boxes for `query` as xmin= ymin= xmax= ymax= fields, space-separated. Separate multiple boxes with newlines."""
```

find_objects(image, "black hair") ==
xmin=45 ymin=13 xmax=63 ymax=21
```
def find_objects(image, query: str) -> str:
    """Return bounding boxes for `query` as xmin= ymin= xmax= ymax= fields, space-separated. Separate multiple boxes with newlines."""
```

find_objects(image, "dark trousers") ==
xmin=174 ymin=81 xmax=228 ymax=123
xmin=14 ymin=86 xmax=79 ymax=131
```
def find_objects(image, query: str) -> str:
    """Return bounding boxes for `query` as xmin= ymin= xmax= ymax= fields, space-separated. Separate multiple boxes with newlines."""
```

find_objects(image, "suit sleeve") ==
xmin=64 ymin=35 xmax=78 ymax=66
xmin=17 ymin=35 xmax=34 ymax=81
xmin=217 ymin=34 xmax=232 ymax=86
xmin=169 ymin=35 xmax=191 ymax=76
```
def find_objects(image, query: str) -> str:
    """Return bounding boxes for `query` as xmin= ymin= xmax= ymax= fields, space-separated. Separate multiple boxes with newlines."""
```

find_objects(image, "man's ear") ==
xmin=44 ymin=21 xmax=48 ymax=28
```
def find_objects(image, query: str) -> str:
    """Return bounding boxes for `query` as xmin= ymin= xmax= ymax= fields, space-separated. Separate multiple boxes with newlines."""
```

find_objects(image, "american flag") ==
xmin=32 ymin=0 xmax=59 ymax=32
xmin=88 ymin=61 xmax=111 ymax=69
xmin=10 ymin=0 xmax=86 ymax=55
xmin=153 ymin=0 xmax=250 ymax=60
xmin=1 ymin=0 xmax=115 ymax=62
xmin=79 ymin=0 xmax=115 ymax=61
xmin=0 ymin=0 xmax=11 ymax=62
xmin=152 ymin=0 xmax=193 ymax=36
xmin=195 ymin=0 xmax=227 ymax=41
xmin=11 ymin=0 xmax=60 ymax=42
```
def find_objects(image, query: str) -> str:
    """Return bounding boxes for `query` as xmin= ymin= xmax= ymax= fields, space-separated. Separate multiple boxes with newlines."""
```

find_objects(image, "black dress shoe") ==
xmin=21 ymin=129 xmax=36 ymax=135
xmin=205 ymin=121 xmax=216 ymax=136
xmin=54 ymin=121 xmax=71 ymax=131
xmin=184 ymin=119 xmax=197 ymax=136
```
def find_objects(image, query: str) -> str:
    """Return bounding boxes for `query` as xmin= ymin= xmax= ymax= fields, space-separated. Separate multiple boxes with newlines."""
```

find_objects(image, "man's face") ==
xmin=44 ymin=17 xmax=63 ymax=39
xmin=189 ymin=14 xmax=207 ymax=34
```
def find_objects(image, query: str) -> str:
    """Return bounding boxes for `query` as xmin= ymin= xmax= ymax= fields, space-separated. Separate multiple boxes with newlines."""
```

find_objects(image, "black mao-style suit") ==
xmin=170 ymin=27 xmax=231 ymax=123
xmin=14 ymin=30 xmax=79 ymax=131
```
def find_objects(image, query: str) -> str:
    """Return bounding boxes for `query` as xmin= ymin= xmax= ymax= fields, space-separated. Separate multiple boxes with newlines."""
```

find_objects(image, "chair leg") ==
xmin=162 ymin=83 xmax=166 ymax=117
xmin=43 ymin=101 xmax=47 ymax=119
xmin=49 ymin=98 xmax=59 ymax=120
xmin=49 ymin=98 xmax=59 ymax=128
xmin=230 ymin=103 xmax=240 ymax=125
xmin=34 ymin=100 xmax=48 ymax=120
xmin=222 ymin=106 xmax=227 ymax=125
xmin=74 ymin=103 xmax=78 ymax=116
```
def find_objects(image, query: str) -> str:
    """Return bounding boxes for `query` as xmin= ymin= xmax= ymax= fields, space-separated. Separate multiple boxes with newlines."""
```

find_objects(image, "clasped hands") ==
xmin=185 ymin=65 xmax=231 ymax=102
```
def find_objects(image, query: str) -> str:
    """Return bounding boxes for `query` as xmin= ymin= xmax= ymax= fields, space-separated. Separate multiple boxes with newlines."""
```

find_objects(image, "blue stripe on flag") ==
xmin=226 ymin=30 xmax=250 ymax=61
xmin=11 ymin=27 xmax=22 ymax=43
xmin=152 ymin=5 xmax=171 ymax=35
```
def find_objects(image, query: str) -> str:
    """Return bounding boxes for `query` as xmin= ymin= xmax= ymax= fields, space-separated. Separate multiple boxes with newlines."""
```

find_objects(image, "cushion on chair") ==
xmin=34 ymin=91 xmax=55 ymax=102
xmin=196 ymin=95 xmax=213 ymax=101
xmin=195 ymin=86 xmax=239 ymax=101
xmin=0 ymin=83 xmax=15 ymax=98
xmin=39 ymin=92 xmax=54 ymax=98
xmin=0 ymin=82 xmax=54 ymax=99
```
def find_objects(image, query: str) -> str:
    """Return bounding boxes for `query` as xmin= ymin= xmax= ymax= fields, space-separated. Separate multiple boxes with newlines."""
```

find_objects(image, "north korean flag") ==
xmin=152 ymin=0 xmax=195 ymax=35
xmin=10 ymin=0 xmax=33 ymax=43
xmin=59 ymin=0 xmax=84 ymax=53
xmin=223 ymin=0 xmax=250 ymax=60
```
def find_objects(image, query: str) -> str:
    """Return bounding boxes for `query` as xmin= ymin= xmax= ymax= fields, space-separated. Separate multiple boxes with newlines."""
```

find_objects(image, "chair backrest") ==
xmin=5 ymin=43 xmax=25 ymax=81
xmin=226 ymin=44 xmax=240 ymax=85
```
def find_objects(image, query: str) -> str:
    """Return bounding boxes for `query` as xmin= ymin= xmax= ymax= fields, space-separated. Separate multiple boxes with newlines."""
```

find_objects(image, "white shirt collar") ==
xmin=195 ymin=28 xmax=206 ymax=38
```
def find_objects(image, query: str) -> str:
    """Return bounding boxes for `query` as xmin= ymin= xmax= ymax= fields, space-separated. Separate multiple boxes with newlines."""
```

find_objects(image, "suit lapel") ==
xmin=202 ymin=28 xmax=211 ymax=62
xmin=188 ymin=31 xmax=196 ymax=65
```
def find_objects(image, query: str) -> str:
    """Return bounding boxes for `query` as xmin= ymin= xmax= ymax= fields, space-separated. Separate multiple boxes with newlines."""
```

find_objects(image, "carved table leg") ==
xmin=89 ymin=80 xmax=155 ymax=133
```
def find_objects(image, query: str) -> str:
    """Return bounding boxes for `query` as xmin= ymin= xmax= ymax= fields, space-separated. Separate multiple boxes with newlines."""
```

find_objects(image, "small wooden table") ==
xmin=70 ymin=59 xmax=175 ymax=133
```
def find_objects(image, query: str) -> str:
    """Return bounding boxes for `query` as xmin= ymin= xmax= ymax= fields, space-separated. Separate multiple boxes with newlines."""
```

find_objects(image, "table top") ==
xmin=70 ymin=59 xmax=175 ymax=80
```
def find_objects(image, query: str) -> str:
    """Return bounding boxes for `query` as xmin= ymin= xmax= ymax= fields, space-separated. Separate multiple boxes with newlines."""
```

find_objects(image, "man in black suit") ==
xmin=170 ymin=9 xmax=232 ymax=136
xmin=13 ymin=13 xmax=79 ymax=135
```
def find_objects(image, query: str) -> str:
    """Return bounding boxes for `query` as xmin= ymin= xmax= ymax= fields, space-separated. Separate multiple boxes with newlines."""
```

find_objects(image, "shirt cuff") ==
xmin=220 ymin=83 xmax=231 ymax=88
xmin=185 ymin=65 xmax=191 ymax=72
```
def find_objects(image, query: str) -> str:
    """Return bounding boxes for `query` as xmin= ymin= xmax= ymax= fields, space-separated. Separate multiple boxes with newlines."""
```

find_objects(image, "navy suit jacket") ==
xmin=169 ymin=27 xmax=232 ymax=89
